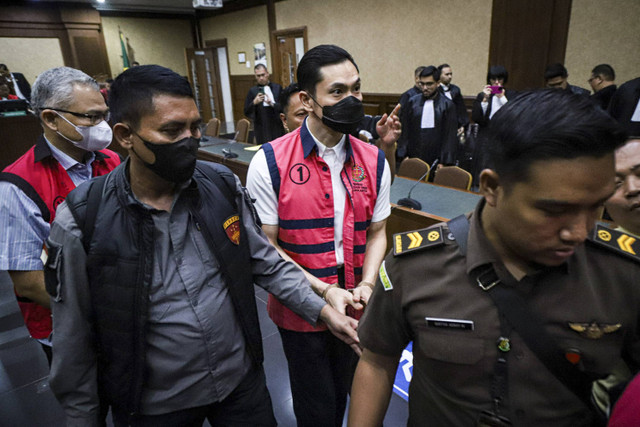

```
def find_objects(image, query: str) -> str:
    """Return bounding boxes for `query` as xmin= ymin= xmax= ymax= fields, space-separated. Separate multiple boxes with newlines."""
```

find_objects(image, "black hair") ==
xmin=277 ymin=82 xmax=301 ymax=115
xmin=544 ymin=63 xmax=568 ymax=80
xmin=109 ymin=64 xmax=193 ymax=129
xmin=414 ymin=66 xmax=426 ymax=77
xmin=419 ymin=65 xmax=441 ymax=81
xmin=297 ymin=44 xmax=358 ymax=96
xmin=486 ymin=65 xmax=509 ymax=84
xmin=437 ymin=64 xmax=451 ymax=72
xmin=254 ymin=64 xmax=267 ymax=72
xmin=591 ymin=64 xmax=615 ymax=81
xmin=485 ymin=89 xmax=626 ymax=185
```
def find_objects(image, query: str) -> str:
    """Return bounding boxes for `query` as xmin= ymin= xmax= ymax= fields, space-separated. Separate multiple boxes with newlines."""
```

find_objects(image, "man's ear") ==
xmin=40 ymin=109 xmax=59 ymax=132
xmin=279 ymin=112 xmax=288 ymax=132
xmin=113 ymin=123 xmax=133 ymax=150
xmin=299 ymin=91 xmax=314 ymax=113
xmin=479 ymin=169 xmax=502 ymax=207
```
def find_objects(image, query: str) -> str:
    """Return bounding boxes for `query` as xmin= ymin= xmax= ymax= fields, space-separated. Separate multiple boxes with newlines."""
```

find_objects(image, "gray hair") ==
xmin=31 ymin=67 xmax=99 ymax=113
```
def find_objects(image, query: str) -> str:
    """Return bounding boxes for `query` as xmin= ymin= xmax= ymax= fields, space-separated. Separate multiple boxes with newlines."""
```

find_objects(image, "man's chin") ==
xmin=538 ymin=249 xmax=575 ymax=266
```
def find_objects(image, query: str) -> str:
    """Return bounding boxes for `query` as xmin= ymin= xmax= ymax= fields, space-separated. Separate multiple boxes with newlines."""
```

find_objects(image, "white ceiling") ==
xmin=33 ymin=0 xmax=235 ymax=15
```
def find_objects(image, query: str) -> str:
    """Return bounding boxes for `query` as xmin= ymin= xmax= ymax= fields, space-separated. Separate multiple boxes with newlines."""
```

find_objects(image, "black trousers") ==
xmin=112 ymin=366 xmax=276 ymax=427
xmin=279 ymin=328 xmax=359 ymax=427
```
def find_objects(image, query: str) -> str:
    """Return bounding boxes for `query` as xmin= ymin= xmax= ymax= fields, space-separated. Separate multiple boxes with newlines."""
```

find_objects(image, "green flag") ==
xmin=119 ymin=30 xmax=130 ymax=70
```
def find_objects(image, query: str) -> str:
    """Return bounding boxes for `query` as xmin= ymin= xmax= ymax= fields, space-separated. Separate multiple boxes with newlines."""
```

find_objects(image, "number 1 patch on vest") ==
xmin=289 ymin=163 xmax=310 ymax=185
xmin=223 ymin=215 xmax=241 ymax=245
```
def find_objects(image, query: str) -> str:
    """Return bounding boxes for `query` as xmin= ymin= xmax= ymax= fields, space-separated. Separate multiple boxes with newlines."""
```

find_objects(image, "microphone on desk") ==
xmin=222 ymin=148 xmax=238 ymax=159
xmin=397 ymin=159 xmax=439 ymax=210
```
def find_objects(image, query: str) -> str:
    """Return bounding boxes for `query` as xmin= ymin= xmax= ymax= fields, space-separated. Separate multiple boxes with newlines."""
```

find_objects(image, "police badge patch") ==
xmin=223 ymin=215 xmax=241 ymax=245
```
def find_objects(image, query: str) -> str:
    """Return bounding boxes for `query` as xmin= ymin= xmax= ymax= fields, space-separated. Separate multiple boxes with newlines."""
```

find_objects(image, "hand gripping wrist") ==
xmin=322 ymin=284 xmax=339 ymax=300
xmin=357 ymin=281 xmax=375 ymax=290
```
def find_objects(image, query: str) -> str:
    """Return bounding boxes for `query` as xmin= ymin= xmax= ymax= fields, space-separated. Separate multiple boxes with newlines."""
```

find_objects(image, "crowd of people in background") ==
xmin=237 ymin=59 xmax=640 ymax=190
xmin=1 ymin=47 xmax=640 ymax=427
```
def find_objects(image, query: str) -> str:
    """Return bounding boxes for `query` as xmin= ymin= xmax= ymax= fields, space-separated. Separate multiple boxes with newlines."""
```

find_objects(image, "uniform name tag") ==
xmin=425 ymin=317 xmax=474 ymax=331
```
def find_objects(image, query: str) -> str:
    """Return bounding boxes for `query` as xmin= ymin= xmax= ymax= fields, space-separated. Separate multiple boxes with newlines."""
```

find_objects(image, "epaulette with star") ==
xmin=588 ymin=224 xmax=640 ymax=263
xmin=393 ymin=226 xmax=446 ymax=256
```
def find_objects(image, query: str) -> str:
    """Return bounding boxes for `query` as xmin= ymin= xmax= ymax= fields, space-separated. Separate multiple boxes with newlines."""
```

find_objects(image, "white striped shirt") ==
xmin=0 ymin=138 xmax=95 ymax=270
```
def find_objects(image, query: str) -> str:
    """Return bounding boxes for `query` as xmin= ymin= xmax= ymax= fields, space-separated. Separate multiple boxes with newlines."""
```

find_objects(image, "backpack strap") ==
xmin=66 ymin=174 xmax=108 ymax=253
xmin=0 ymin=172 xmax=51 ymax=223
xmin=194 ymin=162 xmax=237 ymax=209
xmin=447 ymin=214 xmax=469 ymax=255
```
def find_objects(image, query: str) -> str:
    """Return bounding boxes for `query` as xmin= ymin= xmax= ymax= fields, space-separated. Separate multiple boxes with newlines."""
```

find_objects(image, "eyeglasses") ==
xmin=588 ymin=76 xmax=600 ymax=84
xmin=45 ymin=108 xmax=110 ymax=125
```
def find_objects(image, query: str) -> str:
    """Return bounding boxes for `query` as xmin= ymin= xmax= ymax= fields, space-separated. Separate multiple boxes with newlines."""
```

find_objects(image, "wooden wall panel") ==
xmin=489 ymin=0 xmax=572 ymax=90
xmin=363 ymin=93 xmax=475 ymax=123
xmin=362 ymin=93 xmax=401 ymax=117
xmin=0 ymin=4 xmax=110 ymax=77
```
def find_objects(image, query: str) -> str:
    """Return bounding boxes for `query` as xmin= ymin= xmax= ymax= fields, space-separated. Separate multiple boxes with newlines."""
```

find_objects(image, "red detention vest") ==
xmin=0 ymin=136 xmax=120 ymax=339
xmin=262 ymin=123 xmax=384 ymax=331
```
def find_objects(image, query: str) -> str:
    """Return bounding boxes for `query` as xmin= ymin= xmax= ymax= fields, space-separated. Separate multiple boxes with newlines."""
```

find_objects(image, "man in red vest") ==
xmin=0 ymin=66 xmax=120 ymax=363
xmin=247 ymin=44 xmax=399 ymax=427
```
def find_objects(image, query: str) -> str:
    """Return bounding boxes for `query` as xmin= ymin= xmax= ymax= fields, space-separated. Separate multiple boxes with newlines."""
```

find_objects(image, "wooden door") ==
xmin=276 ymin=36 xmax=297 ymax=87
xmin=185 ymin=47 xmax=225 ymax=123
xmin=488 ymin=0 xmax=572 ymax=91
xmin=270 ymin=27 xmax=307 ymax=87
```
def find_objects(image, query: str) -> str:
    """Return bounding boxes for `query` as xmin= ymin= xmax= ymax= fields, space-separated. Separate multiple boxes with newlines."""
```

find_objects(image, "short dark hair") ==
xmin=109 ymin=64 xmax=193 ymax=129
xmin=254 ymin=64 xmax=267 ymax=72
xmin=437 ymin=64 xmax=451 ymax=72
xmin=278 ymin=82 xmax=301 ymax=115
xmin=419 ymin=65 xmax=441 ymax=81
xmin=487 ymin=65 xmax=509 ymax=84
xmin=414 ymin=66 xmax=426 ymax=78
xmin=297 ymin=44 xmax=358 ymax=96
xmin=544 ymin=63 xmax=568 ymax=80
xmin=485 ymin=89 xmax=626 ymax=185
xmin=591 ymin=64 xmax=615 ymax=81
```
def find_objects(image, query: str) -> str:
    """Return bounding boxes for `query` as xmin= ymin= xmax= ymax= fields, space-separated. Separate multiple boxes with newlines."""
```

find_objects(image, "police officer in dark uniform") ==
xmin=348 ymin=89 xmax=639 ymax=426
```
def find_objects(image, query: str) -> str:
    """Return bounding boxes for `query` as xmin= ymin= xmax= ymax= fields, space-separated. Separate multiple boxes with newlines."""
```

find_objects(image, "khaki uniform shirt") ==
xmin=359 ymin=201 xmax=640 ymax=426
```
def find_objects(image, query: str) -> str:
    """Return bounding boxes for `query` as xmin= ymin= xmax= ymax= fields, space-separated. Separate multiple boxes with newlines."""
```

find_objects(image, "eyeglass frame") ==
xmin=587 ymin=75 xmax=601 ymax=84
xmin=43 ymin=107 xmax=110 ymax=125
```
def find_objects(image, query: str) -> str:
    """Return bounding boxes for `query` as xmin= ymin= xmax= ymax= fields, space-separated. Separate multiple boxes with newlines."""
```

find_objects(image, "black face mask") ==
xmin=312 ymin=95 xmax=364 ymax=135
xmin=133 ymin=132 xmax=200 ymax=183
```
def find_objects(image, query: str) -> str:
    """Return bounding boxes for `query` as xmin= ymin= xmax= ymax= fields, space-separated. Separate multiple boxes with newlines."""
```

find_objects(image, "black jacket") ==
xmin=439 ymin=83 xmax=469 ymax=129
xmin=399 ymin=86 xmax=421 ymax=110
xmin=244 ymin=82 xmax=283 ymax=144
xmin=609 ymin=77 xmax=640 ymax=136
xmin=591 ymin=84 xmax=617 ymax=111
xmin=63 ymin=161 xmax=262 ymax=415
xmin=399 ymin=92 xmax=459 ymax=165
xmin=567 ymin=84 xmax=591 ymax=97
xmin=11 ymin=72 xmax=31 ymax=101
xmin=471 ymin=89 xmax=519 ymax=128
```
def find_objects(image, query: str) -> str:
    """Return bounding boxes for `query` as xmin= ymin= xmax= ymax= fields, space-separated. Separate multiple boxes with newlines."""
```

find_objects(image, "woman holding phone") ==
xmin=469 ymin=65 xmax=519 ymax=183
